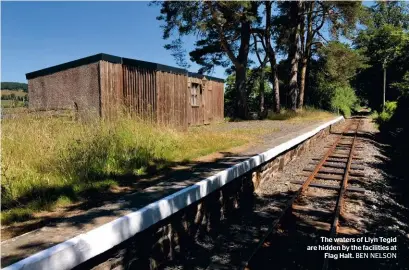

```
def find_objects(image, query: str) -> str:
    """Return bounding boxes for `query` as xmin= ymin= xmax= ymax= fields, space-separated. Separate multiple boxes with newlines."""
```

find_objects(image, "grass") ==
xmin=370 ymin=102 xmax=398 ymax=131
xmin=1 ymin=89 xmax=27 ymax=108
xmin=1 ymin=114 xmax=268 ymax=225
xmin=1 ymin=99 xmax=26 ymax=108
xmin=1 ymin=106 xmax=29 ymax=114
xmin=1 ymin=108 xmax=335 ymax=225
xmin=1 ymin=89 xmax=27 ymax=97
xmin=267 ymin=107 xmax=336 ymax=122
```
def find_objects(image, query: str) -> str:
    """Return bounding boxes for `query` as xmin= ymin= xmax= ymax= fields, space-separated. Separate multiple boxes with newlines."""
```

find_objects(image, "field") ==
xmin=1 ymin=100 xmax=26 ymax=109
xmin=1 ymin=89 xmax=27 ymax=97
xmin=1 ymin=89 xmax=28 ymax=108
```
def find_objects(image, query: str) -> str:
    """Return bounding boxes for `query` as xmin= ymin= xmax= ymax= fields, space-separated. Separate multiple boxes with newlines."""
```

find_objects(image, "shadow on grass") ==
xmin=0 ymin=147 xmax=255 ymax=241
xmin=0 ymin=148 xmax=258 ymax=267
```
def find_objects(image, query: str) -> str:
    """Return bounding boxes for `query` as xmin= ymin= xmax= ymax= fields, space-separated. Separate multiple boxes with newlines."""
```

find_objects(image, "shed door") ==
xmin=189 ymin=82 xmax=204 ymax=125
xmin=204 ymin=81 xmax=212 ymax=124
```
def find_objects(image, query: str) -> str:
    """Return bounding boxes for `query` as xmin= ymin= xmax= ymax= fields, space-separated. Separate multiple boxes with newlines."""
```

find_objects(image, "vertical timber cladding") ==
xmin=210 ymin=79 xmax=225 ymax=123
xmin=99 ymin=61 xmax=124 ymax=119
xmin=156 ymin=71 xmax=188 ymax=129
xmin=25 ymin=53 xmax=224 ymax=127
xmin=122 ymin=65 xmax=156 ymax=122
xmin=122 ymin=57 xmax=188 ymax=129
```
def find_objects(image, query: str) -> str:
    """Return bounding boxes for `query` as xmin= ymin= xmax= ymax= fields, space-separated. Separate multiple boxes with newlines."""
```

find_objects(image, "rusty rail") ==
xmin=322 ymin=119 xmax=361 ymax=270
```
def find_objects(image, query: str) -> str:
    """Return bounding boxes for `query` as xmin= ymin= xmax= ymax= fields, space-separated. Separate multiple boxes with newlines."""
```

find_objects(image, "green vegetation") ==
xmin=1 ymin=82 xmax=28 ymax=92
xmin=1 ymin=114 xmax=271 ymax=224
xmin=156 ymin=1 xmax=408 ymax=121
xmin=308 ymin=42 xmax=366 ymax=117
xmin=330 ymin=86 xmax=358 ymax=118
xmin=373 ymin=101 xmax=398 ymax=126
xmin=157 ymin=1 xmax=363 ymax=118
xmin=267 ymin=107 xmax=335 ymax=122
xmin=359 ymin=2 xmax=408 ymax=162
xmin=1 ymin=89 xmax=28 ymax=108
xmin=1 ymin=89 xmax=27 ymax=97
xmin=1 ymin=99 xmax=25 ymax=108
xmin=366 ymin=3 xmax=409 ymax=186
xmin=373 ymin=94 xmax=409 ymax=187
xmin=224 ymin=68 xmax=274 ymax=118
xmin=354 ymin=2 xmax=409 ymax=110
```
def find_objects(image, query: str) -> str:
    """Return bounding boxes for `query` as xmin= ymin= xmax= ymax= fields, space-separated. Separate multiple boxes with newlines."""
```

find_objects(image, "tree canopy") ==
xmin=154 ymin=0 xmax=408 ymax=120
xmin=1 ymin=82 xmax=28 ymax=92
xmin=354 ymin=1 xmax=409 ymax=109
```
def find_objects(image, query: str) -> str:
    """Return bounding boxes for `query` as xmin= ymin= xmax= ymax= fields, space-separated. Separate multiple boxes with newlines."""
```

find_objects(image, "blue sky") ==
xmin=1 ymin=1 xmax=226 ymax=83
xmin=2 ymin=1 xmax=375 ymax=83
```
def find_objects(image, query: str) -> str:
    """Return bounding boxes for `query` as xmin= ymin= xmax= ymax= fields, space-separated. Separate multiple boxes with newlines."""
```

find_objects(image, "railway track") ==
xmin=244 ymin=118 xmax=364 ymax=270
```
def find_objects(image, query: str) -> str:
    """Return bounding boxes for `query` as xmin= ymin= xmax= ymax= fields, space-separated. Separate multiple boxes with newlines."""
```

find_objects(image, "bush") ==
xmin=375 ymin=101 xmax=397 ymax=128
xmin=312 ymin=82 xmax=358 ymax=117
xmin=376 ymin=95 xmax=409 ymax=182
xmin=330 ymin=85 xmax=358 ymax=117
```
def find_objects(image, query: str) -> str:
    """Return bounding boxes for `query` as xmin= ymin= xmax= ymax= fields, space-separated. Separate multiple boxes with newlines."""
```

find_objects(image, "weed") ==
xmin=267 ymin=107 xmax=336 ymax=122
xmin=1 ymin=114 xmax=259 ymax=224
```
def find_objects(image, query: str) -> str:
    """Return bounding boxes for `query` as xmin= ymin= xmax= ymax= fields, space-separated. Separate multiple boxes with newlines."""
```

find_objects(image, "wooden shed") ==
xmin=26 ymin=53 xmax=224 ymax=129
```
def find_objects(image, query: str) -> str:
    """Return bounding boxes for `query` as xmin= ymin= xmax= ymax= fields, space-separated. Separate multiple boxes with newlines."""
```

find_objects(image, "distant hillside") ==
xmin=1 ymin=82 xmax=28 ymax=92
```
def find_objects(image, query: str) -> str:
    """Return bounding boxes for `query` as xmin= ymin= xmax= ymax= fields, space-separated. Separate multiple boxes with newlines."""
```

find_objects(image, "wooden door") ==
xmin=204 ymin=79 xmax=212 ymax=124
xmin=188 ymin=78 xmax=204 ymax=126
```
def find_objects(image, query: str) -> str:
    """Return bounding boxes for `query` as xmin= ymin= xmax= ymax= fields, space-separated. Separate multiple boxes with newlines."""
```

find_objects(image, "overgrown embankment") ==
xmin=267 ymin=107 xmax=335 ymax=121
xmin=1 ymin=115 xmax=265 ymax=224
xmin=373 ymin=96 xmax=409 ymax=180
xmin=1 ymin=109 xmax=336 ymax=225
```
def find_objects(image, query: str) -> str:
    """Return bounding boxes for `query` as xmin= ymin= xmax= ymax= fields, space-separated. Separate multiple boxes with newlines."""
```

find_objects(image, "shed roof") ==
xmin=25 ymin=53 xmax=224 ymax=83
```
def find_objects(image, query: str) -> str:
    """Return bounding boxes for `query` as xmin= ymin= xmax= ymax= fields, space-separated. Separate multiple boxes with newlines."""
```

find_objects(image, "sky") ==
xmin=1 ymin=1 xmax=376 ymax=84
xmin=1 ymin=1 xmax=226 ymax=83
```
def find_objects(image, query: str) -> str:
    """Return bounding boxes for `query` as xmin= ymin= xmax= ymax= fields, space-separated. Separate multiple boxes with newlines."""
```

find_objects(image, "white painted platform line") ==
xmin=3 ymin=116 xmax=344 ymax=270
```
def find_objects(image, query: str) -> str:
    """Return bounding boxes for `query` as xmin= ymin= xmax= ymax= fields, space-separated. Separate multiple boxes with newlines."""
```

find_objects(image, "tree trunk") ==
xmin=299 ymin=59 xmax=307 ymax=109
xmin=265 ymin=1 xmax=280 ymax=113
xmin=252 ymin=33 xmax=268 ymax=118
xmin=259 ymin=68 xmax=266 ymax=118
xmin=383 ymin=67 xmax=386 ymax=109
xmin=233 ymin=16 xmax=252 ymax=120
xmin=298 ymin=2 xmax=313 ymax=110
xmin=272 ymin=63 xmax=280 ymax=113
xmin=206 ymin=1 xmax=253 ymax=119
xmin=288 ymin=1 xmax=302 ymax=111
xmin=235 ymin=65 xmax=249 ymax=119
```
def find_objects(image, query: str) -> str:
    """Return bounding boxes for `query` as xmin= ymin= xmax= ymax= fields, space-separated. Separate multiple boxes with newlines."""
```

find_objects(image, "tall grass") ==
xmin=267 ymin=107 xmax=336 ymax=121
xmin=374 ymin=101 xmax=398 ymax=126
xmin=1 ymin=114 xmax=261 ymax=224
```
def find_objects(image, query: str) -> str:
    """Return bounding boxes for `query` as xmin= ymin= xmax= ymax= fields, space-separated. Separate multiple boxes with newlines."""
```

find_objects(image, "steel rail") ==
xmin=322 ymin=119 xmax=361 ymax=270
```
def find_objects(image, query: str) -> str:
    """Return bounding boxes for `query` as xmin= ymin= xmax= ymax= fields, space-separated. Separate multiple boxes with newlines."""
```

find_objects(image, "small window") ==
xmin=191 ymin=83 xmax=200 ymax=107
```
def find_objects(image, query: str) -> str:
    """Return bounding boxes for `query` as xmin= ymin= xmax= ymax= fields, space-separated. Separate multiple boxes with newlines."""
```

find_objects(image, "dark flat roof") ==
xmin=25 ymin=53 xmax=224 ymax=82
